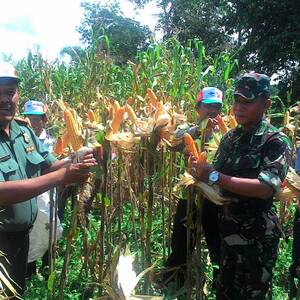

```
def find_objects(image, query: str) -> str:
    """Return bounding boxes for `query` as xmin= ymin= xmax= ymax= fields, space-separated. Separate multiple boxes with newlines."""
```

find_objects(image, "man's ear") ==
xmin=264 ymin=98 xmax=271 ymax=111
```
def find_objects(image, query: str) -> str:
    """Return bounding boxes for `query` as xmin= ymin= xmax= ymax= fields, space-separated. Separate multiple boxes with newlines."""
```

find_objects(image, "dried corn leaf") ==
xmin=286 ymin=167 xmax=300 ymax=194
xmin=106 ymin=132 xmax=140 ymax=150
xmin=174 ymin=172 xmax=231 ymax=205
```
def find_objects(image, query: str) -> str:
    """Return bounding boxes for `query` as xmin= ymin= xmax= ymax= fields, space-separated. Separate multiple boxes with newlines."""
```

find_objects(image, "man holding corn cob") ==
xmin=190 ymin=73 xmax=292 ymax=299
xmin=161 ymin=87 xmax=223 ymax=292
xmin=0 ymin=62 xmax=97 ymax=298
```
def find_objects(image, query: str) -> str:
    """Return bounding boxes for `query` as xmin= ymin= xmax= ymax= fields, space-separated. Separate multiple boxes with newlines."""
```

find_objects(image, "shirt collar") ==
xmin=10 ymin=119 xmax=23 ymax=140
xmin=238 ymin=119 xmax=267 ymax=136
xmin=39 ymin=128 xmax=47 ymax=140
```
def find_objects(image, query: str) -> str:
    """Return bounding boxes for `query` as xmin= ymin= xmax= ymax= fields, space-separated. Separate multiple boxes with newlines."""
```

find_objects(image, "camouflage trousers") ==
xmin=216 ymin=234 xmax=280 ymax=300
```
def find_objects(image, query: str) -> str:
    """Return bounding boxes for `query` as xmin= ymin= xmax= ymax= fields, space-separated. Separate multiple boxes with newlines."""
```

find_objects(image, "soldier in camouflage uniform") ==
xmin=191 ymin=73 xmax=292 ymax=299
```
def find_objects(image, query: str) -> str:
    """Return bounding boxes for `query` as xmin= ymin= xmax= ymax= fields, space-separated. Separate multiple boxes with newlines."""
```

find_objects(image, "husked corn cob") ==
xmin=62 ymin=131 xmax=70 ymax=149
xmin=147 ymin=88 xmax=163 ymax=109
xmin=197 ymin=151 xmax=207 ymax=163
xmin=69 ymin=108 xmax=77 ymax=121
xmin=183 ymin=133 xmax=199 ymax=158
xmin=64 ymin=110 xmax=83 ymax=151
xmin=109 ymin=106 xmax=115 ymax=121
xmin=113 ymin=100 xmax=120 ymax=112
xmin=111 ymin=107 xmax=125 ymax=134
xmin=54 ymin=137 xmax=64 ymax=156
xmin=183 ymin=133 xmax=207 ymax=165
xmin=87 ymin=110 xmax=96 ymax=123
xmin=216 ymin=115 xmax=228 ymax=135
xmin=229 ymin=115 xmax=238 ymax=128
xmin=125 ymin=104 xmax=137 ymax=123
xmin=284 ymin=111 xmax=290 ymax=126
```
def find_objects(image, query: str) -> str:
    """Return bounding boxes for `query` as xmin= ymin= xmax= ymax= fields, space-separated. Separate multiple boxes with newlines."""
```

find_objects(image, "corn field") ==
xmin=3 ymin=37 xmax=300 ymax=299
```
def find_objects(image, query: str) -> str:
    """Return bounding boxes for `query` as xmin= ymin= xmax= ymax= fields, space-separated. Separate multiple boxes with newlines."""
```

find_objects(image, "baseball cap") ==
xmin=196 ymin=87 xmax=223 ymax=105
xmin=0 ymin=61 xmax=19 ymax=83
xmin=234 ymin=73 xmax=270 ymax=101
xmin=22 ymin=100 xmax=47 ymax=115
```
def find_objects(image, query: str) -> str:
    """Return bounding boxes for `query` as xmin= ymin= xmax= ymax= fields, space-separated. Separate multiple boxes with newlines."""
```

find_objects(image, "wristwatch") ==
xmin=208 ymin=170 xmax=220 ymax=186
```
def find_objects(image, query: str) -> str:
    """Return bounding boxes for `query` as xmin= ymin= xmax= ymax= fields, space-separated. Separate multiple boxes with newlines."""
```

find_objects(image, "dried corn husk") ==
xmin=173 ymin=172 xmax=231 ymax=205
xmin=286 ymin=167 xmax=300 ymax=195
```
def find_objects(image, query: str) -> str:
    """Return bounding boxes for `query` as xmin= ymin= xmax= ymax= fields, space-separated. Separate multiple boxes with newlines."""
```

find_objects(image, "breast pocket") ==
xmin=235 ymin=150 xmax=262 ymax=178
xmin=0 ymin=156 xmax=19 ymax=181
xmin=25 ymin=150 xmax=45 ymax=178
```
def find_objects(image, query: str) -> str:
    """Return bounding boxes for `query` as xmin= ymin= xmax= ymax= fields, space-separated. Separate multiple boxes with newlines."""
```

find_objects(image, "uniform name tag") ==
xmin=25 ymin=146 xmax=35 ymax=153
xmin=0 ymin=154 xmax=11 ymax=162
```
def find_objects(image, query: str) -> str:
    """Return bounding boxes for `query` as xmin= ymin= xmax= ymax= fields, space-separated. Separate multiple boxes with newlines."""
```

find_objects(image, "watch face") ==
xmin=209 ymin=171 xmax=219 ymax=182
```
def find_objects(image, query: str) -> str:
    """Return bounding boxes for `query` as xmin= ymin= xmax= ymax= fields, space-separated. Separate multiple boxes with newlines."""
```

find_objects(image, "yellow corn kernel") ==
xmin=87 ymin=110 xmax=96 ymax=123
xmin=54 ymin=136 xmax=64 ymax=156
xmin=111 ymin=107 xmax=125 ymax=134
xmin=64 ymin=110 xmax=83 ymax=151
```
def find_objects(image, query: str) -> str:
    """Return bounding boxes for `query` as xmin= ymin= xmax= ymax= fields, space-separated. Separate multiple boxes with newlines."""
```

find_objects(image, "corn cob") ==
xmin=69 ymin=108 xmax=77 ymax=121
xmin=147 ymin=88 xmax=163 ymax=109
xmin=125 ymin=104 xmax=137 ymax=123
xmin=284 ymin=111 xmax=290 ymax=126
xmin=64 ymin=110 xmax=83 ymax=151
xmin=195 ymin=141 xmax=207 ymax=162
xmin=216 ymin=115 xmax=228 ymax=135
xmin=87 ymin=109 xmax=96 ymax=123
xmin=111 ymin=107 xmax=125 ymax=134
xmin=109 ymin=106 xmax=115 ymax=121
xmin=197 ymin=151 xmax=207 ymax=163
xmin=62 ymin=131 xmax=70 ymax=149
xmin=54 ymin=136 xmax=64 ymax=156
xmin=229 ymin=115 xmax=238 ymax=128
xmin=183 ymin=133 xmax=199 ymax=158
xmin=113 ymin=100 xmax=120 ymax=112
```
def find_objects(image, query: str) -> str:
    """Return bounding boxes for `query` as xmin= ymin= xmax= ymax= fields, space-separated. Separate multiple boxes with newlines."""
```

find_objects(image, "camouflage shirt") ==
xmin=213 ymin=119 xmax=292 ymax=244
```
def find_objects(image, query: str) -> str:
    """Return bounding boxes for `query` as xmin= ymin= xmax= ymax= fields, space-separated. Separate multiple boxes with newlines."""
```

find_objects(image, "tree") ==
xmin=78 ymin=2 xmax=152 ymax=63
xmin=130 ymin=0 xmax=300 ymax=101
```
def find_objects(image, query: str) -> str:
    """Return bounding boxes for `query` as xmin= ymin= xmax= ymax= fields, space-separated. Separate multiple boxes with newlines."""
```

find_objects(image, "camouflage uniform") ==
xmin=213 ymin=119 xmax=292 ymax=299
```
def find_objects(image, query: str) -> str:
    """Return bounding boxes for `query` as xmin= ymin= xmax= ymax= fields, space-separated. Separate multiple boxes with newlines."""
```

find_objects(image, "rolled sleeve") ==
xmin=258 ymin=136 xmax=292 ymax=192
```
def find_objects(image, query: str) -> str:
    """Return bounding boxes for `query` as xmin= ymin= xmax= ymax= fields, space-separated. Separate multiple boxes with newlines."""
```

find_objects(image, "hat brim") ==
xmin=0 ymin=77 xmax=20 ymax=84
xmin=201 ymin=98 xmax=223 ymax=104
xmin=233 ymin=91 xmax=255 ymax=101
xmin=22 ymin=111 xmax=45 ymax=116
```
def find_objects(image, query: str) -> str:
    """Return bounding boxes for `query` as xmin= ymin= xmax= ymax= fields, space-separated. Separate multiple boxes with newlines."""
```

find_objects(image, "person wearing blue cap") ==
xmin=190 ymin=73 xmax=292 ymax=299
xmin=0 ymin=62 xmax=98 ymax=298
xmin=158 ymin=86 xmax=223 ymax=295
xmin=22 ymin=100 xmax=55 ymax=151
xmin=21 ymin=100 xmax=61 ymax=279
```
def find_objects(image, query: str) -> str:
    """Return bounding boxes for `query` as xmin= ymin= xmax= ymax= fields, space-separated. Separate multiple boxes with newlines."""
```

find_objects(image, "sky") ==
xmin=0 ymin=0 xmax=160 ymax=61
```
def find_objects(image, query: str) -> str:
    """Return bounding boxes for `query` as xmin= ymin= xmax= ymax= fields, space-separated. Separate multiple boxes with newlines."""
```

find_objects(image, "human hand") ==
xmin=71 ymin=147 xmax=97 ymax=165
xmin=189 ymin=156 xmax=213 ymax=182
xmin=60 ymin=162 xmax=95 ymax=185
